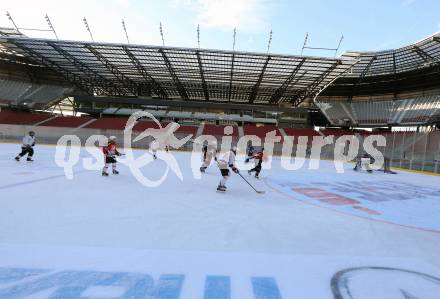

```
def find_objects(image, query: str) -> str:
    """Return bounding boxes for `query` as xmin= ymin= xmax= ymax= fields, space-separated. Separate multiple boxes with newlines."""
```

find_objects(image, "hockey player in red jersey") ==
xmin=247 ymin=148 xmax=264 ymax=179
xmin=102 ymin=136 xmax=122 ymax=176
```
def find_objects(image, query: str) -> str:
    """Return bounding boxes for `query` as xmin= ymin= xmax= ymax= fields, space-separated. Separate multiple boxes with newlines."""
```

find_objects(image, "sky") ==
xmin=0 ymin=0 xmax=439 ymax=57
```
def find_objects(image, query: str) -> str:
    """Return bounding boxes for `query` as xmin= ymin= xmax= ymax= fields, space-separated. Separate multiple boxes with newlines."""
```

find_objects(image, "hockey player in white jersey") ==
xmin=149 ymin=140 xmax=159 ymax=159
xmin=216 ymin=147 xmax=239 ymax=192
xmin=15 ymin=131 xmax=36 ymax=162
xmin=200 ymin=142 xmax=217 ymax=173
xmin=353 ymin=153 xmax=373 ymax=173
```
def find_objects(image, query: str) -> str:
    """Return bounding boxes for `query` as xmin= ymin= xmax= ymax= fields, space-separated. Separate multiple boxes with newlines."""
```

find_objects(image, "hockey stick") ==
xmin=237 ymin=172 xmax=265 ymax=194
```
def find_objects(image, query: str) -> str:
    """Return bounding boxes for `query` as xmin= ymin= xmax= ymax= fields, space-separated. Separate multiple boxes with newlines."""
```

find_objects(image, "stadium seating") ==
xmin=399 ymin=96 xmax=440 ymax=124
xmin=321 ymin=128 xmax=372 ymax=137
xmin=243 ymin=124 xmax=282 ymax=141
xmin=133 ymin=121 xmax=164 ymax=131
xmin=283 ymin=128 xmax=320 ymax=137
xmin=0 ymin=79 xmax=33 ymax=104
xmin=316 ymin=101 xmax=351 ymax=125
xmin=0 ymin=110 xmax=52 ymax=125
xmin=321 ymin=128 xmax=356 ymax=136
xmin=0 ymin=79 xmax=72 ymax=106
xmin=84 ymin=117 xmax=129 ymax=130
xmin=202 ymin=124 xmax=239 ymax=136
xmin=39 ymin=116 xmax=94 ymax=128
xmin=132 ymin=121 xmax=198 ymax=135
xmin=318 ymin=95 xmax=440 ymax=126
xmin=352 ymin=101 xmax=393 ymax=124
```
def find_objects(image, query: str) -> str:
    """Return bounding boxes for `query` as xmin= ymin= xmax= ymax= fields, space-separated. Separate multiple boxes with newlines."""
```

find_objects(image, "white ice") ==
xmin=0 ymin=143 xmax=440 ymax=299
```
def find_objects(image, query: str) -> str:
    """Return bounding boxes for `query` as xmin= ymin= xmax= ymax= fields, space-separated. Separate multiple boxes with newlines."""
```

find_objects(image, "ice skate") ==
xmin=217 ymin=184 xmax=226 ymax=192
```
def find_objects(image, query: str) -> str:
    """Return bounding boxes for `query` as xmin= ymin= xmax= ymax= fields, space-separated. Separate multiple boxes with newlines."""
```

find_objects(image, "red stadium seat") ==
xmin=39 ymin=116 xmax=94 ymax=128
xmin=282 ymin=128 xmax=320 ymax=137
xmin=202 ymin=124 xmax=238 ymax=136
xmin=0 ymin=110 xmax=52 ymax=125
xmin=85 ymin=117 xmax=129 ymax=130
xmin=243 ymin=124 xmax=282 ymax=141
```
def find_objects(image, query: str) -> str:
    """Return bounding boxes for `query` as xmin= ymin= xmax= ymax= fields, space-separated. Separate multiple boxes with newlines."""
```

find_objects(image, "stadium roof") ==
xmin=342 ymin=31 xmax=440 ymax=77
xmin=0 ymin=36 xmax=357 ymax=106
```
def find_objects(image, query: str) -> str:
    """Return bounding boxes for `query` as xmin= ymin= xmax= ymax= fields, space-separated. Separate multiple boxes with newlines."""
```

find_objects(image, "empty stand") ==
xmin=283 ymin=128 xmax=320 ymax=137
xmin=202 ymin=124 xmax=239 ymax=136
xmin=85 ymin=117 xmax=129 ymax=130
xmin=352 ymin=101 xmax=393 ymax=124
xmin=175 ymin=125 xmax=198 ymax=135
xmin=39 ymin=116 xmax=94 ymax=128
xmin=318 ymin=94 xmax=440 ymax=126
xmin=0 ymin=79 xmax=32 ymax=103
xmin=243 ymin=124 xmax=282 ymax=141
xmin=0 ymin=110 xmax=52 ymax=125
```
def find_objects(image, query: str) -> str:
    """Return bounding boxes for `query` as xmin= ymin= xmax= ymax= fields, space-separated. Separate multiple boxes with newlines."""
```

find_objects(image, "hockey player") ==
xmin=247 ymin=148 xmax=264 ymax=179
xmin=15 ymin=131 xmax=36 ymax=162
xmin=102 ymin=136 xmax=122 ymax=176
xmin=217 ymin=147 xmax=239 ymax=192
xmin=150 ymin=140 xmax=159 ymax=159
xmin=245 ymin=145 xmax=254 ymax=163
xmin=353 ymin=153 xmax=373 ymax=173
xmin=200 ymin=143 xmax=217 ymax=173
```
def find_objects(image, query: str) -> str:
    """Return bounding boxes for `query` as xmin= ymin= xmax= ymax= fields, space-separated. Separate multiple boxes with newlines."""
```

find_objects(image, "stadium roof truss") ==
xmin=0 ymin=36 xmax=357 ymax=106
xmin=342 ymin=32 xmax=440 ymax=77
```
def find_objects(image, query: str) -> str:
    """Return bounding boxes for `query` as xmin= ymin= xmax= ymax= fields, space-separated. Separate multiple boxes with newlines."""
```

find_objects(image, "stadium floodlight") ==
xmin=45 ymin=14 xmax=58 ymax=40
xmin=334 ymin=35 xmax=344 ymax=57
xmin=300 ymin=32 xmax=309 ymax=55
xmin=233 ymin=27 xmax=237 ymax=51
xmin=122 ymin=19 xmax=130 ymax=44
xmin=160 ymin=22 xmax=165 ymax=46
xmin=197 ymin=24 xmax=200 ymax=49
xmin=6 ymin=11 xmax=55 ymax=37
xmin=301 ymin=32 xmax=344 ymax=57
xmin=5 ymin=11 xmax=20 ymax=33
xmin=267 ymin=29 xmax=273 ymax=53
xmin=83 ymin=17 xmax=94 ymax=42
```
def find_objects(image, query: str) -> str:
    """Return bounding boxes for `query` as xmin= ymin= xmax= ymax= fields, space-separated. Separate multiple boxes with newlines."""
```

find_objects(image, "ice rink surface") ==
xmin=1 ymin=143 xmax=440 ymax=298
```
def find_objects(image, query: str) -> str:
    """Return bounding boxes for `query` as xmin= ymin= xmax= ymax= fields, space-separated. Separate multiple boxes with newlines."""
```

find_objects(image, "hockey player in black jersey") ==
xmin=248 ymin=148 xmax=264 ymax=179
xmin=245 ymin=145 xmax=254 ymax=163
